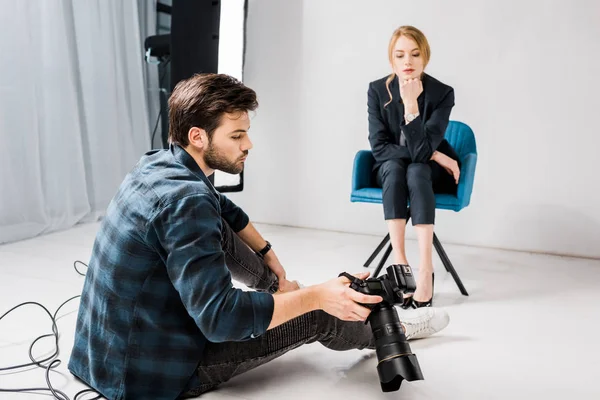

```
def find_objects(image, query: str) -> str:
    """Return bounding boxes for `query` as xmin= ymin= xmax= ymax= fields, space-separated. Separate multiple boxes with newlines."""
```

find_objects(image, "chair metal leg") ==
xmin=373 ymin=244 xmax=393 ymax=278
xmin=364 ymin=233 xmax=390 ymax=268
xmin=440 ymin=253 xmax=451 ymax=272
xmin=433 ymin=233 xmax=469 ymax=296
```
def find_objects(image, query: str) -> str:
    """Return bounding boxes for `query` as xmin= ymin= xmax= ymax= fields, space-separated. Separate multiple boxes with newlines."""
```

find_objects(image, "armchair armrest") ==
xmin=456 ymin=152 xmax=477 ymax=210
xmin=352 ymin=150 xmax=375 ymax=191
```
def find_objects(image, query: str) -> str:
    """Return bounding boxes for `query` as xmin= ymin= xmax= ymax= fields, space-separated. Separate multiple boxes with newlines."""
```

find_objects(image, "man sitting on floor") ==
xmin=68 ymin=73 xmax=450 ymax=400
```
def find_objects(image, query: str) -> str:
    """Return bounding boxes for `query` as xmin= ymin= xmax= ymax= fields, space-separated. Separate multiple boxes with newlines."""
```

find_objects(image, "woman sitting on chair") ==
xmin=368 ymin=25 xmax=460 ymax=308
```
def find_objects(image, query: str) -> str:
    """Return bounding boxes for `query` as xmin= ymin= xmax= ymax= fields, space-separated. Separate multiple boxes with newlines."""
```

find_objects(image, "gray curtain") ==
xmin=0 ymin=0 xmax=152 ymax=244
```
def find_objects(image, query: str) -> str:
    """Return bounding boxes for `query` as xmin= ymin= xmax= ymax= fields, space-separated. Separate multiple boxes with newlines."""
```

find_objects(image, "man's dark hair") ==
xmin=168 ymin=73 xmax=258 ymax=146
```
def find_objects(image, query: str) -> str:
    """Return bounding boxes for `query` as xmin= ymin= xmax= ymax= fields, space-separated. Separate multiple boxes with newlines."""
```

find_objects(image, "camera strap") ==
xmin=338 ymin=272 xmax=359 ymax=283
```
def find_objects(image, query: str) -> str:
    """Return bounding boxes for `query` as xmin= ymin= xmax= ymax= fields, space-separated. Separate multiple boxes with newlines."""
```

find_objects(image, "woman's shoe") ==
xmin=412 ymin=272 xmax=434 ymax=308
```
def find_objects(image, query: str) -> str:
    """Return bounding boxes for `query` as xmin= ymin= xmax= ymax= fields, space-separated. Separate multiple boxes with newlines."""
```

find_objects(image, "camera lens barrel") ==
xmin=369 ymin=304 xmax=411 ymax=360
xmin=369 ymin=303 xmax=424 ymax=391
xmin=340 ymin=271 xmax=423 ymax=392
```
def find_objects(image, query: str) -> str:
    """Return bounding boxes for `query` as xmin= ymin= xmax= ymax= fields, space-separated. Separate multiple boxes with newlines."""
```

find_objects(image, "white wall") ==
xmin=231 ymin=0 xmax=600 ymax=259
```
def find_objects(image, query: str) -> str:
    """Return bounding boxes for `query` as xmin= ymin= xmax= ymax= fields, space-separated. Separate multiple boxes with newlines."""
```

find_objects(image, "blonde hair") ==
xmin=384 ymin=26 xmax=431 ymax=107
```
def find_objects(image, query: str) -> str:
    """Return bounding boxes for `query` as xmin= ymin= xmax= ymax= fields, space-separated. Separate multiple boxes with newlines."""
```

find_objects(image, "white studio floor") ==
xmin=1 ymin=222 xmax=599 ymax=400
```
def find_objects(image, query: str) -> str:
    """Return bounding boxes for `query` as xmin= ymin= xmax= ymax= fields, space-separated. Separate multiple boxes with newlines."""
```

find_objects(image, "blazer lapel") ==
xmin=417 ymin=75 xmax=427 ymax=119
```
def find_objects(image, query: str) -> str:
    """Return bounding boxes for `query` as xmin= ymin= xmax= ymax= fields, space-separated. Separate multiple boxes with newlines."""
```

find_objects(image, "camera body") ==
xmin=346 ymin=264 xmax=416 ymax=308
xmin=340 ymin=265 xmax=423 ymax=392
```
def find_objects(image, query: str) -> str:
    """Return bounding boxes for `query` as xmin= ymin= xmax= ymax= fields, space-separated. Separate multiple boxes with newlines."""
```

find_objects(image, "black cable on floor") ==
xmin=0 ymin=261 xmax=104 ymax=399
xmin=73 ymin=260 xmax=88 ymax=277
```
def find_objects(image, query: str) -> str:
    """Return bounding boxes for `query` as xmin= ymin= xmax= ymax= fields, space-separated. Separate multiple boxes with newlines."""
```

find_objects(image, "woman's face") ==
xmin=392 ymin=35 xmax=424 ymax=81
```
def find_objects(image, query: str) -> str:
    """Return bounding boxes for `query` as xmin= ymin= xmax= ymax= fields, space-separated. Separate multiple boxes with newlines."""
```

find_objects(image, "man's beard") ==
xmin=204 ymin=142 xmax=247 ymax=175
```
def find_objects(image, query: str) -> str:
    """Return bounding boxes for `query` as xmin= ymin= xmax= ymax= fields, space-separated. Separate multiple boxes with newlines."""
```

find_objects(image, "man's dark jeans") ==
xmin=181 ymin=221 xmax=375 ymax=397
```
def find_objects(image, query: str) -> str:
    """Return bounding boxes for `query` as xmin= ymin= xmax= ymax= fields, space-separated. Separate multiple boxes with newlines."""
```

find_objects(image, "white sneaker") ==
xmin=396 ymin=307 xmax=450 ymax=340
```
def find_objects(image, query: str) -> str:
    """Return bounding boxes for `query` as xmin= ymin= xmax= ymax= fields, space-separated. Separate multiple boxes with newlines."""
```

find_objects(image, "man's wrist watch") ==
xmin=256 ymin=241 xmax=272 ymax=257
xmin=405 ymin=113 xmax=419 ymax=123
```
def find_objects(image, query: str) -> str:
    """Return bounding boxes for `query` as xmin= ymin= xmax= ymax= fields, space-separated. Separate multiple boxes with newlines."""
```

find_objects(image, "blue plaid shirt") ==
xmin=68 ymin=144 xmax=274 ymax=400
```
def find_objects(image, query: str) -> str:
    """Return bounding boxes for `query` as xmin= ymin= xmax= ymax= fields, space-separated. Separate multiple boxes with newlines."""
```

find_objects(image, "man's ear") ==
xmin=188 ymin=127 xmax=209 ymax=150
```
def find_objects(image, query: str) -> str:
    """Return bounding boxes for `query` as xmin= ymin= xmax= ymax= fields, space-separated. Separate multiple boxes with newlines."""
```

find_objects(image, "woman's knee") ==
xmin=406 ymin=163 xmax=432 ymax=186
xmin=378 ymin=159 xmax=407 ymax=182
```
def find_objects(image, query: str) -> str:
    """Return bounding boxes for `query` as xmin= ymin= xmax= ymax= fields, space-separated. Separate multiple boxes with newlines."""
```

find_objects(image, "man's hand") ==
xmin=267 ymin=272 xmax=383 ymax=330
xmin=276 ymin=279 xmax=300 ymax=293
xmin=262 ymin=249 xmax=299 ymax=292
xmin=314 ymin=272 xmax=383 ymax=322
xmin=432 ymin=151 xmax=460 ymax=184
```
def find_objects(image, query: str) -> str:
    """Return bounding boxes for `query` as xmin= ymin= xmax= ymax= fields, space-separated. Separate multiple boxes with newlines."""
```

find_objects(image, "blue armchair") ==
xmin=351 ymin=121 xmax=477 ymax=295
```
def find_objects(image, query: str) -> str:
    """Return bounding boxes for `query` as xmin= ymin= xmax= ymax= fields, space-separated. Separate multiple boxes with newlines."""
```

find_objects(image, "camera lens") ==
xmin=369 ymin=303 xmax=424 ymax=391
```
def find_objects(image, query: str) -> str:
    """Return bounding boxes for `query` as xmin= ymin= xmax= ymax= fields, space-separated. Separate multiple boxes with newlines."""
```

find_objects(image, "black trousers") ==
xmin=375 ymin=158 xmax=457 ymax=225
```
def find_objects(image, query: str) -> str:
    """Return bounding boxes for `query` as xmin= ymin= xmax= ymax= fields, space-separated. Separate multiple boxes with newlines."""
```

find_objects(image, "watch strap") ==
xmin=257 ymin=241 xmax=272 ymax=257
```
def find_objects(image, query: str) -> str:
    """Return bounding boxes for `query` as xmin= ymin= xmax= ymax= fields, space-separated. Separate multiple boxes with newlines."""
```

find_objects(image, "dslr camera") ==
xmin=339 ymin=264 xmax=424 ymax=392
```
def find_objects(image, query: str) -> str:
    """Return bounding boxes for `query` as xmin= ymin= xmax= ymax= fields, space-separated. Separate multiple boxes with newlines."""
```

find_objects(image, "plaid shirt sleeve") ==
xmin=217 ymin=192 xmax=249 ymax=232
xmin=151 ymin=193 xmax=274 ymax=342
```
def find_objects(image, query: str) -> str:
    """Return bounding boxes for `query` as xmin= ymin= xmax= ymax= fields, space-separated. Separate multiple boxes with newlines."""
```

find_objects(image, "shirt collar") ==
xmin=170 ymin=143 xmax=216 ymax=190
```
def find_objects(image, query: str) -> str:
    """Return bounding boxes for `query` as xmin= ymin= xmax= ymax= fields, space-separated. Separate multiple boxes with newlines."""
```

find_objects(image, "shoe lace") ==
xmin=405 ymin=314 xmax=432 ymax=338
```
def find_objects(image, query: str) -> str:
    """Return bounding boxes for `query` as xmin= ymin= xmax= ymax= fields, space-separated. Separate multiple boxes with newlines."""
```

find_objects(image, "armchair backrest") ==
xmin=444 ymin=121 xmax=477 ymax=163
